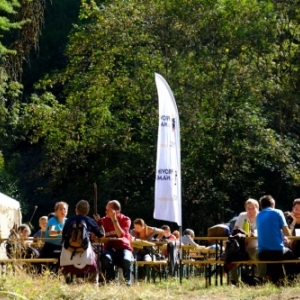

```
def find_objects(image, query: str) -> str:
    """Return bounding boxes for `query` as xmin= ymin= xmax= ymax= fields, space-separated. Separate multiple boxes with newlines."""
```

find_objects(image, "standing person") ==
xmin=230 ymin=198 xmax=266 ymax=285
xmin=286 ymin=198 xmax=300 ymax=256
xmin=93 ymin=200 xmax=133 ymax=286
xmin=39 ymin=202 xmax=68 ymax=260
xmin=60 ymin=200 xmax=105 ymax=283
xmin=257 ymin=195 xmax=296 ymax=284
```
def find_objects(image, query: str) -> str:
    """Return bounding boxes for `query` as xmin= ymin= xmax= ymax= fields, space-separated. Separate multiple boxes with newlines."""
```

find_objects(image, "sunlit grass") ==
xmin=1 ymin=269 xmax=300 ymax=300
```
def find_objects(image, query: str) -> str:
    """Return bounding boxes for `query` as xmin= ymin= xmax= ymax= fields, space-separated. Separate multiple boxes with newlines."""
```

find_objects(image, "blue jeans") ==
xmin=101 ymin=248 xmax=133 ymax=285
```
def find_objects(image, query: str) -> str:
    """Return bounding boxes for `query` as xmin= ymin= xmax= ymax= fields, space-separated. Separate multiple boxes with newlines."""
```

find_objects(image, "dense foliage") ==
xmin=1 ymin=0 xmax=300 ymax=234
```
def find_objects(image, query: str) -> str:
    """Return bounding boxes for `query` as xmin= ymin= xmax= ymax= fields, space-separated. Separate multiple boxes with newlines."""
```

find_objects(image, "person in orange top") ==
xmin=172 ymin=230 xmax=180 ymax=240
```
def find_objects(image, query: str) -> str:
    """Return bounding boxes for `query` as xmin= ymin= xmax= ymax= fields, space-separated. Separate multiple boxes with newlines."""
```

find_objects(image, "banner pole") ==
xmin=179 ymin=226 xmax=183 ymax=284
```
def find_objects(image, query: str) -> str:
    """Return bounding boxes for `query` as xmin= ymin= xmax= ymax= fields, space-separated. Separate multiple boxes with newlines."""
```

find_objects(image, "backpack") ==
xmin=224 ymin=238 xmax=241 ymax=264
xmin=223 ymin=229 xmax=249 ymax=272
xmin=63 ymin=218 xmax=89 ymax=259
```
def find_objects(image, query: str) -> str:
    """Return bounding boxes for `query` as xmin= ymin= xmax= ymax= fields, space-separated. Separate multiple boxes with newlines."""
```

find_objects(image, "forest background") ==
xmin=1 ymin=0 xmax=300 ymax=236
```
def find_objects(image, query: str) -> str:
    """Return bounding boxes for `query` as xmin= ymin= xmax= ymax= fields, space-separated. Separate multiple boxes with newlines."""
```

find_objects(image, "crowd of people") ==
xmin=5 ymin=199 xmax=196 ymax=285
xmin=227 ymin=195 xmax=300 ymax=286
xmin=5 ymin=194 xmax=300 ymax=286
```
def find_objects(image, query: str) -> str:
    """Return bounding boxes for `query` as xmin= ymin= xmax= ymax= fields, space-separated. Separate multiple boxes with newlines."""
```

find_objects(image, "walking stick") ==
xmin=28 ymin=205 xmax=38 ymax=229
xmin=94 ymin=182 xmax=97 ymax=214
xmin=93 ymin=182 xmax=105 ymax=283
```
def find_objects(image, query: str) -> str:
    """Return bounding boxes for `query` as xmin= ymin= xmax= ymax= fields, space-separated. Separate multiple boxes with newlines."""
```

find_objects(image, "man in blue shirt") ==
xmin=257 ymin=195 xmax=297 ymax=283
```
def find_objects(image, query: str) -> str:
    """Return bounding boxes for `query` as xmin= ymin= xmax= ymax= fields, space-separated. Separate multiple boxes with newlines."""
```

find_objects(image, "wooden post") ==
xmin=94 ymin=182 xmax=97 ymax=214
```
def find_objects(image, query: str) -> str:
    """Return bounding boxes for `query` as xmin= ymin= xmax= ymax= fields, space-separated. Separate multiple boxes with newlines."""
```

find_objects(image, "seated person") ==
xmin=286 ymin=198 xmax=300 ymax=256
xmin=130 ymin=218 xmax=164 ymax=261
xmin=39 ymin=202 xmax=68 ymax=260
xmin=60 ymin=200 xmax=104 ymax=283
xmin=161 ymin=225 xmax=176 ymax=242
xmin=160 ymin=225 xmax=176 ymax=259
xmin=181 ymin=228 xmax=200 ymax=247
xmin=181 ymin=228 xmax=204 ymax=260
xmin=18 ymin=224 xmax=31 ymax=240
xmin=47 ymin=212 xmax=56 ymax=220
xmin=6 ymin=224 xmax=38 ymax=258
xmin=94 ymin=200 xmax=133 ymax=286
xmin=33 ymin=216 xmax=48 ymax=249
xmin=172 ymin=230 xmax=180 ymax=240
xmin=257 ymin=195 xmax=297 ymax=284
xmin=230 ymin=198 xmax=266 ymax=285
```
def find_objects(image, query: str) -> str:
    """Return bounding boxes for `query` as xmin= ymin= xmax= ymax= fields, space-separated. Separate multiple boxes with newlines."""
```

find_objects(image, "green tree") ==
xmin=0 ymin=0 xmax=47 ymax=203
xmin=13 ymin=0 xmax=300 ymax=231
xmin=0 ymin=0 xmax=21 ymax=55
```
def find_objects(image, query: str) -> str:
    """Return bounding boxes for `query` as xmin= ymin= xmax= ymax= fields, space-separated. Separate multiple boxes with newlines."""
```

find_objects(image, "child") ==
xmin=33 ymin=216 xmax=48 ymax=248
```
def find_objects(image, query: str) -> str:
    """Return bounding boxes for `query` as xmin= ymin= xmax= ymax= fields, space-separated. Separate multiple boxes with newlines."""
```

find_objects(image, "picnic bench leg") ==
xmin=134 ymin=261 xmax=138 ymax=284
xmin=145 ymin=265 xmax=151 ymax=283
xmin=214 ymin=239 xmax=218 ymax=286
xmin=205 ymin=264 xmax=209 ymax=288
xmin=219 ymin=239 xmax=223 ymax=286
xmin=179 ymin=260 xmax=183 ymax=284
xmin=185 ymin=263 xmax=189 ymax=279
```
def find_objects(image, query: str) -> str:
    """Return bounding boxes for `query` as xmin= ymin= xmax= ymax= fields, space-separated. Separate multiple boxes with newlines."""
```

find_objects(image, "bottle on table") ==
xmin=243 ymin=219 xmax=250 ymax=235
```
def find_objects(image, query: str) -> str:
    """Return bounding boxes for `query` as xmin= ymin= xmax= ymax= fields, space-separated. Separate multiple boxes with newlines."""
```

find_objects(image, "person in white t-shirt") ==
xmin=230 ymin=198 xmax=266 ymax=284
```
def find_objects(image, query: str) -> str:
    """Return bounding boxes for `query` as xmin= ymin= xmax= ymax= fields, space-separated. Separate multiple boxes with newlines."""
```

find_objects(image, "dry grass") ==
xmin=1 ymin=271 xmax=300 ymax=300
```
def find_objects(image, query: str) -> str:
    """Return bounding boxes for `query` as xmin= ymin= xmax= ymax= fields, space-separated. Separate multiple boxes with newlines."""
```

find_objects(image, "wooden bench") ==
xmin=180 ymin=258 xmax=300 ymax=287
xmin=0 ymin=258 xmax=58 ymax=263
xmin=133 ymin=260 xmax=168 ymax=283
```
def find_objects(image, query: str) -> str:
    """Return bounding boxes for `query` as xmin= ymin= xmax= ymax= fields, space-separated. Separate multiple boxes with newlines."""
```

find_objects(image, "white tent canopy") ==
xmin=0 ymin=192 xmax=20 ymax=210
xmin=0 ymin=192 xmax=22 ymax=258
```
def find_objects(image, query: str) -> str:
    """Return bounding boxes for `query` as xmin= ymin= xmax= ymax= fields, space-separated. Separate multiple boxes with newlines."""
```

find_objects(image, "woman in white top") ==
xmin=230 ymin=198 xmax=266 ymax=284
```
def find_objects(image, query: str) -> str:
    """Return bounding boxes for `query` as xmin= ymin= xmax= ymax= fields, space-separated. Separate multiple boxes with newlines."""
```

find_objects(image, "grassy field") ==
xmin=1 ymin=271 xmax=300 ymax=300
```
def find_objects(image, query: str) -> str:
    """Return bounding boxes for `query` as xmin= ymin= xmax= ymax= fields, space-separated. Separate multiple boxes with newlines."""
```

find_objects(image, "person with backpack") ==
xmin=93 ymin=200 xmax=133 ymax=286
xmin=60 ymin=200 xmax=105 ymax=283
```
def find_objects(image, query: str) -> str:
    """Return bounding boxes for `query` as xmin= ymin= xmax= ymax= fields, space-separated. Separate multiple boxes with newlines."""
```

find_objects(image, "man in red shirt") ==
xmin=94 ymin=200 xmax=133 ymax=285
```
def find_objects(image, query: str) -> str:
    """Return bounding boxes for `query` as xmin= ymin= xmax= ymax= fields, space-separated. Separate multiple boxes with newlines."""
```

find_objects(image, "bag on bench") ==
xmin=223 ymin=228 xmax=248 ymax=271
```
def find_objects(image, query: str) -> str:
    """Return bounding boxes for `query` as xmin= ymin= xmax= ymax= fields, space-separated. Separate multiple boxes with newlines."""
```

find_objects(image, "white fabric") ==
xmin=153 ymin=73 xmax=182 ymax=226
xmin=0 ymin=192 xmax=22 ymax=259
xmin=235 ymin=212 xmax=258 ymax=249
xmin=60 ymin=242 xmax=95 ymax=269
